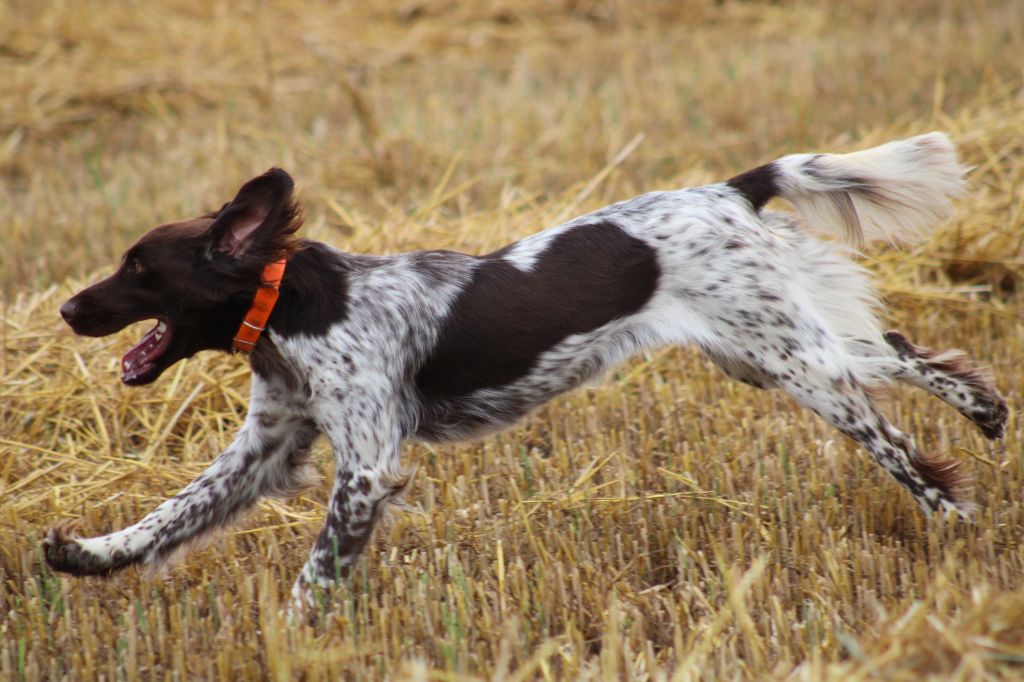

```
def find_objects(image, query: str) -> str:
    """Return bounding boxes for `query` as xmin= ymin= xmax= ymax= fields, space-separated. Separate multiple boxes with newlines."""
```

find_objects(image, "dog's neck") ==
xmin=265 ymin=241 xmax=351 ymax=341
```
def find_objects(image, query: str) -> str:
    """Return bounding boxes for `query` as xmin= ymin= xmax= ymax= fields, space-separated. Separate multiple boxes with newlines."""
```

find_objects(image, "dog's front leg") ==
xmin=290 ymin=398 xmax=408 ymax=612
xmin=44 ymin=376 xmax=318 ymax=576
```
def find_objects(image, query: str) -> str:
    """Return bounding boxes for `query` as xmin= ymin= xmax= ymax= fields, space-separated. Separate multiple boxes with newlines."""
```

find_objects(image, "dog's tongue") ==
xmin=121 ymin=321 xmax=172 ymax=382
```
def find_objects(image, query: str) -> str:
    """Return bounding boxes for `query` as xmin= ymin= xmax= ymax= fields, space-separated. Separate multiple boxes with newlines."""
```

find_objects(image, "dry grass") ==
xmin=2 ymin=0 xmax=1023 ymax=679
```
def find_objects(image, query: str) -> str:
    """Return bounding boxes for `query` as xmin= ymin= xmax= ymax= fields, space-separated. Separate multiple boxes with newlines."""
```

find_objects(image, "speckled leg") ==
xmin=883 ymin=330 xmax=1008 ymax=439
xmin=289 ymin=395 xmax=410 ymax=613
xmin=705 ymin=303 xmax=971 ymax=516
xmin=44 ymin=378 xmax=318 ymax=575
xmin=776 ymin=363 xmax=970 ymax=515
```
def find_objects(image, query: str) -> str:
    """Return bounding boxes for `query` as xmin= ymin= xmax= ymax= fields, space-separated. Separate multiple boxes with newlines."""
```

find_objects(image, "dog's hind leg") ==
xmin=702 ymin=290 xmax=972 ymax=516
xmin=745 ymin=340 xmax=971 ymax=515
xmin=43 ymin=377 xmax=319 ymax=576
xmin=881 ymin=330 xmax=1008 ymax=440
xmin=782 ymin=361 xmax=970 ymax=515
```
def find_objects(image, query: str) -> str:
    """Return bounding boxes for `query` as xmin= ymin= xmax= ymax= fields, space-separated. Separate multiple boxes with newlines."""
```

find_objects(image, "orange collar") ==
xmin=232 ymin=259 xmax=287 ymax=355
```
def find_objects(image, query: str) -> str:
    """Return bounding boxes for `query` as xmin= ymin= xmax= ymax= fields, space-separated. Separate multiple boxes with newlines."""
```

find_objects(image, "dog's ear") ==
xmin=208 ymin=168 xmax=301 ymax=258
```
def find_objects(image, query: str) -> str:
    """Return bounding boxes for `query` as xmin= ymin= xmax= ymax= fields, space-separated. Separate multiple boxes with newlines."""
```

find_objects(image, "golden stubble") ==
xmin=1 ymin=1 xmax=1022 ymax=679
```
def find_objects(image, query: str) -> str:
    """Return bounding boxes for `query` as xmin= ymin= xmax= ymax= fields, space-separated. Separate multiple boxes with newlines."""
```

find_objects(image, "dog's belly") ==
xmin=410 ymin=338 xmax=623 ymax=442
xmin=411 ymin=398 xmax=536 ymax=443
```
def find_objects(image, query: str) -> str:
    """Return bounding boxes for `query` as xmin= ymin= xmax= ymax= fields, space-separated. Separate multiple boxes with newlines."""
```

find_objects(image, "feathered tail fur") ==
xmin=727 ymin=132 xmax=969 ymax=246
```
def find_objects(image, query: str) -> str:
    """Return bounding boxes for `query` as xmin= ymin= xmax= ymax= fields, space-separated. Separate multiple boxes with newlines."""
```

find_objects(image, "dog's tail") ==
xmin=726 ymin=132 xmax=968 ymax=247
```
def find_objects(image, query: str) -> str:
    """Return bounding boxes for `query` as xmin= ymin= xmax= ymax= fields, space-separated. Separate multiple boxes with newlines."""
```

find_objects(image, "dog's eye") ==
xmin=128 ymin=258 xmax=145 ymax=275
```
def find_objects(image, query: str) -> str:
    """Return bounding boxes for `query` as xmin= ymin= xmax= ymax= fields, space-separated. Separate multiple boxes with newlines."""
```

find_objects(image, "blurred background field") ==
xmin=1 ymin=0 xmax=1022 ymax=679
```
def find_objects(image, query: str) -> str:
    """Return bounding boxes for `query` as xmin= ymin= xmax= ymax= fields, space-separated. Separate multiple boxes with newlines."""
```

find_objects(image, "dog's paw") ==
xmin=972 ymin=396 xmax=1009 ymax=440
xmin=43 ymin=519 xmax=133 ymax=576
xmin=288 ymin=575 xmax=343 ymax=626
xmin=43 ymin=519 xmax=89 ymax=574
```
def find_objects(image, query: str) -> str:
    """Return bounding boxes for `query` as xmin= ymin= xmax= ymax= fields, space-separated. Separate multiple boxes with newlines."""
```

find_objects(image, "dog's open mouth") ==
xmin=121 ymin=319 xmax=173 ymax=384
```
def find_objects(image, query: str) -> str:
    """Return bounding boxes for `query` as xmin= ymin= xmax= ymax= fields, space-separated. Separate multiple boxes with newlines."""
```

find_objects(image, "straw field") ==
xmin=2 ymin=0 xmax=1023 ymax=679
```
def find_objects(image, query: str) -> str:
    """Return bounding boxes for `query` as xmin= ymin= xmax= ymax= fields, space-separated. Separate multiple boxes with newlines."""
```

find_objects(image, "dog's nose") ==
xmin=59 ymin=299 xmax=79 ymax=323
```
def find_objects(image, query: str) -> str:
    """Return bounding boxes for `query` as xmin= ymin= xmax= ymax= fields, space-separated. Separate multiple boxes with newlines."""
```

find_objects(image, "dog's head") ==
xmin=60 ymin=168 xmax=302 ymax=385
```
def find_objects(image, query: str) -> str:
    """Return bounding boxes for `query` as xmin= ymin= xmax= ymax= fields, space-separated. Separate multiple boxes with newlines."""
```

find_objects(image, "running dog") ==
xmin=46 ymin=132 xmax=1008 ymax=610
